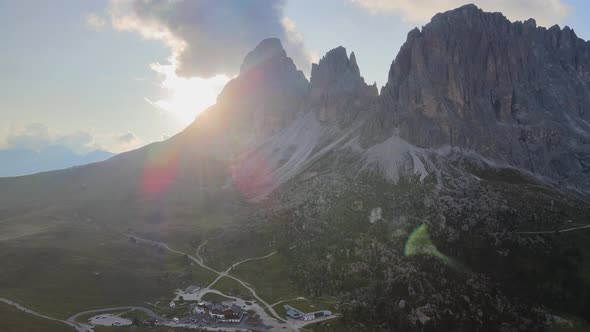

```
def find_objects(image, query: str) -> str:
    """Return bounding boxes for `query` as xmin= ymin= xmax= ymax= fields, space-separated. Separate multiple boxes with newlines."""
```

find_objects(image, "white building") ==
xmin=185 ymin=285 xmax=201 ymax=293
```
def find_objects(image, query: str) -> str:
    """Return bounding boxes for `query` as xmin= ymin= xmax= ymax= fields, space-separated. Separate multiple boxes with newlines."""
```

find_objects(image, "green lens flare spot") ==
xmin=404 ymin=224 xmax=453 ymax=267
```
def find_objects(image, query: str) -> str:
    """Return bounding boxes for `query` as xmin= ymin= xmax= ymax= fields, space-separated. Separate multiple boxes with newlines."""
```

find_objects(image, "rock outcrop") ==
xmin=309 ymin=46 xmax=378 ymax=126
xmin=369 ymin=4 xmax=590 ymax=191
xmin=184 ymin=5 xmax=590 ymax=193
xmin=215 ymin=38 xmax=310 ymax=142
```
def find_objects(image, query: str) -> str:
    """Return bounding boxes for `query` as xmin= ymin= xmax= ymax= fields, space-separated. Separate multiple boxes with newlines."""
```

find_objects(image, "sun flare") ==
xmin=147 ymin=61 xmax=230 ymax=125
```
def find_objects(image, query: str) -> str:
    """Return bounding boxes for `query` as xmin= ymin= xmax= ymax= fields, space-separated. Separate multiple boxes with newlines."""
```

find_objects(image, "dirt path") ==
xmin=231 ymin=251 xmax=278 ymax=269
xmin=271 ymin=297 xmax=306 ymax=307
xmin=516 ymin=224 xmax=590 ymax=234
xmin=126 ymin=234 xmax=284 ymax=323
xmin=1 ymin=234 xmax=336 ymax=332
xmin=0 ymin=297 xmax=82 ymax=332
xmin=195 ymin=230 xmax=225 ymax=265
xmin=125 ymin=234 xmax=339 ymax=331
xmin=196 ymin=239 xmax=208 ymax=265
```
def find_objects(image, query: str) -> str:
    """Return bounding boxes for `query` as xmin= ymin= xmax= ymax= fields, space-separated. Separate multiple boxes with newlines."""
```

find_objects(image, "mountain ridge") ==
xmin=3 ymin=3 xmax=589 ymax=204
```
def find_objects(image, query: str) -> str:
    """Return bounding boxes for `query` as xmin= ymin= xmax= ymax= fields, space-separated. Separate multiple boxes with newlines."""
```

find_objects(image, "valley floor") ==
xmin=0 ymin=217 xmax=338 ymax=332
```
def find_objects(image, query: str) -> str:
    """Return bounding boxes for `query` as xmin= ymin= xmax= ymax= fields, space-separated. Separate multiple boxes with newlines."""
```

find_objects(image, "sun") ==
xmin=147 ymin=61 xmax=230 ymax=125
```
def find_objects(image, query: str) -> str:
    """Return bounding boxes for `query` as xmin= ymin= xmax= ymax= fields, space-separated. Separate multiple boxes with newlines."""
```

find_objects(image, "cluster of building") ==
xmin=193 ymin=301 xmax=246 ymax=323
xmin=284 ymin=304 xmax=332 ymax=321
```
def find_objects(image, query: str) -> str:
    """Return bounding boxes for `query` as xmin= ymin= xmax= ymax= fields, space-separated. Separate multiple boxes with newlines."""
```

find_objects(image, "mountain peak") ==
xmin=349 ymin=51 xmax=359 ymax=71
xmin=431 ymin=3 xmax=482 ymax=20
xmin=308 ymin=46 xmax=377 ymax=125
xmin=211 ymin=38 xmax=309 ymax=143
xmin=240 ymin=38 xmax=287 ymax=73
xmin=453 ymin=3 xmax=480 ymax=12
xmin=310 ymin=46 xmax=366 ymax=100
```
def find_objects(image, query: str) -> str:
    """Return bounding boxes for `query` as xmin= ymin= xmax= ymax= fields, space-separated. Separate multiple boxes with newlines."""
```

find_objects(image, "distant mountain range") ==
xmin=0 ymin=146 xmax=113 ymax=177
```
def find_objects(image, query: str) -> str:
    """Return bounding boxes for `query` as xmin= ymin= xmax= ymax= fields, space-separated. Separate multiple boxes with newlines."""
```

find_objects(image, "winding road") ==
xmin=66 ymin=305 xmax=163 ymax=331
xmin=127 ymin=234 xmax=338 ymax=331
xmin=126 ymin=234 xmax=284 ymax=323
xmin=0 ymin=297 xmax=82 ymax=332
xmin=1 ymin=234 xmax=336 ymax=332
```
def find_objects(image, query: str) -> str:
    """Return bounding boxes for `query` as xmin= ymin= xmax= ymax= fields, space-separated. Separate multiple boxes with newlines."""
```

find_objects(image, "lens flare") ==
xmin=230 ymin=151 xmax=273 ymax=199
xmin=405 ymin=224 xmax=461 ymax=270
xmin=140 ymin=147 xmax=180 ymax=198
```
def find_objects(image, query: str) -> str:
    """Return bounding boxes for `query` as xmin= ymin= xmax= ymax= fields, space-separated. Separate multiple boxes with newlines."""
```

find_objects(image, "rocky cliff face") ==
xmin=216 ymin=6 xmax=590 ymax=194
xmin=214 ymin=38 xmax=309 ymax=143
xmin=309 ymin=47 xmax=378 ymax=127
xmin=206 ymin=14 xmax=590 ymax=329
xmin=370 ymin=4 xmax=590 ymax=191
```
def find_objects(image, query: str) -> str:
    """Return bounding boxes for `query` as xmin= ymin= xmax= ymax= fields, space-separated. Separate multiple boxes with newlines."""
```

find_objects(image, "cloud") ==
xmin=85 ymin=13 xmax=107 ymax=31
xmin=282 ymin=17 xmax=318 ymax=65
xmin=115 ymin=132 xmax=139 ymax=144
xmin=2 ymin=124 xmax=148 ymax=154
xmin=5 ymin=123 xmax=100 ymax=153
xmin=351 ymin=0 xmax=571 ymax=27
xmin=108 ymin=0 xmax=313 ymax=78
xmin=113 ymin=131 xmax=142 ymax=151
xmin=55 ymin=131 xmax=95 ymax=151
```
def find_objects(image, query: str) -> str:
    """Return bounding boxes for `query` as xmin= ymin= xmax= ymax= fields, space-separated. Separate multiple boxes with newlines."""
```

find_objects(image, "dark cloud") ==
xmin=109 ymin=0 xmax=312 ymax=78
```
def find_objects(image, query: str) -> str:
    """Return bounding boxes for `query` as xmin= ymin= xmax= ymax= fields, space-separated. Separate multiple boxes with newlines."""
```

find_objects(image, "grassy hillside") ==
xmin=0 ymin=302 xmax=74 ymax=332
xmin=231 ymin=253 xmax=300 ymax=304
xmin=0 ymin=221 xmax=216 ymax=318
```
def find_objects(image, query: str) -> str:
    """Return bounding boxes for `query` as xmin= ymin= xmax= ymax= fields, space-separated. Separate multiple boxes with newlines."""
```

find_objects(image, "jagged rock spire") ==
xmin=307 ymin=46 xmax=378 ymax=125
xmin=310 ymin=46 xmax=369 ymax=101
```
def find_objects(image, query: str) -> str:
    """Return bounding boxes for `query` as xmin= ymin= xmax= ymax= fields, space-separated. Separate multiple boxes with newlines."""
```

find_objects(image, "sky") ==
xmin=0 ymin=0 xmax=589 ymax=154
